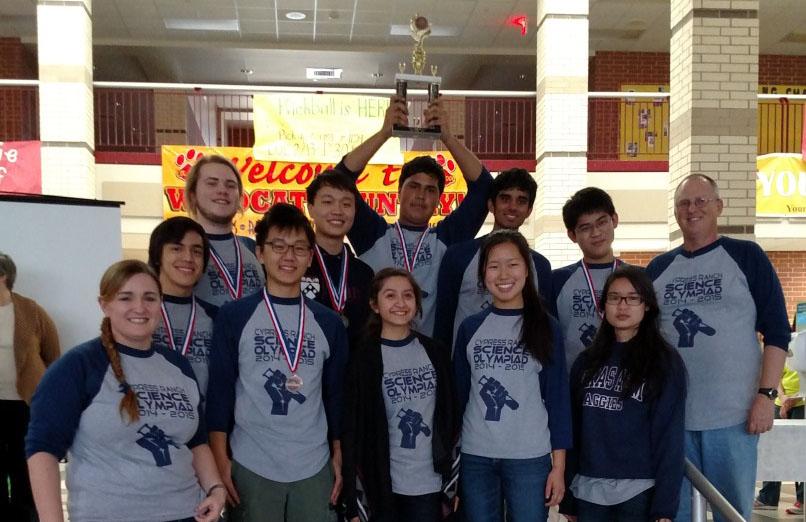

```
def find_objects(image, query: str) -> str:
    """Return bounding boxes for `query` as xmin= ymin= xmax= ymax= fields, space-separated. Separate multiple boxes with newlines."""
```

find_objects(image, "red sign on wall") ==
xmin=0 ymin=141 xmax=41 ymax=194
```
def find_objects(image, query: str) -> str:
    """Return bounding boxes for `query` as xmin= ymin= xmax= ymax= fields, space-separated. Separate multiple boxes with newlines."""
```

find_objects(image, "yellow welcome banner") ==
xmin=757 ymin=153 xmax=806 ymax=216
xmin=252 ymin=93 xmax=402 ymax=164
xmin=162 ymin=145 xmax=467 ymax=235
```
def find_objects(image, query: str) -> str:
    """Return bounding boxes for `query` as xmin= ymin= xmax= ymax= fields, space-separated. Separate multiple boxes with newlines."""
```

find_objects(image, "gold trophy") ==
xmin=393 ymin=14 xmax=442 ymax=138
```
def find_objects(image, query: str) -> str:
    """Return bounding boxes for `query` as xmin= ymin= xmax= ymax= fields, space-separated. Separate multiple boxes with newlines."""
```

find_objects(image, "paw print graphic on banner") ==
xmin=175 ymin=148 xmax=204 ymax=181
xmin=435 ymin=153 xmax=456 ymax=186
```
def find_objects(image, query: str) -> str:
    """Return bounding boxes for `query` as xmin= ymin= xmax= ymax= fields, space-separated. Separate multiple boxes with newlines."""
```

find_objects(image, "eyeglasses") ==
xmin=574 ymin=216 xmax=613 ymax=236
xmin=675 ymin=197 xmax=718 ymax=210
xmin=263 ymin=239 xmax=311 ymax=257
xmin=605 ymin=294 xmax=644 ymax=306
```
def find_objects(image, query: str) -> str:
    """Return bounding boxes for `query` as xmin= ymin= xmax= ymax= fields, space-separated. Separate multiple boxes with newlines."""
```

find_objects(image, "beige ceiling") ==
xmin=1 ymin=0 xmax=805 ymax=89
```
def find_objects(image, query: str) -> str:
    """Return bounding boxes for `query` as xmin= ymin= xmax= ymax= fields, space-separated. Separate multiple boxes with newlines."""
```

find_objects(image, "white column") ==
xmin=37 ymin=0 xmax=95 ymax=197
xmin=533 ymin=0 xmax=589 ymax=267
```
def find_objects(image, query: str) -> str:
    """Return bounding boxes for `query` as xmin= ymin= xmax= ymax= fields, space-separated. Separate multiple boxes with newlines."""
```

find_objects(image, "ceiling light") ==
xmin=241 ymin=68 xmax=254 ymax=75
xmin=164 ymin=18 xmax=240 ymax=31
xmin=389 ymin=24 xmax=458 ymax=37
xmin=286 ymin=11 xmax=307 ymax=21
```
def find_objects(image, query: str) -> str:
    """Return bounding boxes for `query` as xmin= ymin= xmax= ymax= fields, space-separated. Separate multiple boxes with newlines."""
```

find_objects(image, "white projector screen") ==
xmin=0 ymin=194 xmax=122 ymax=351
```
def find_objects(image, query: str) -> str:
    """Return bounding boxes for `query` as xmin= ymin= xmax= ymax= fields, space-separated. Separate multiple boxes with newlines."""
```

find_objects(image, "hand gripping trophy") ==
xmin=393 ymin=14 xmax=442 ymax=138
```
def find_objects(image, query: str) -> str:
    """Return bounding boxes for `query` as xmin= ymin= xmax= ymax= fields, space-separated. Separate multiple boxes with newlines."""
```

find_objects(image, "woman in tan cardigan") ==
xmin=0 ymin=252 xmax=60 ymax=520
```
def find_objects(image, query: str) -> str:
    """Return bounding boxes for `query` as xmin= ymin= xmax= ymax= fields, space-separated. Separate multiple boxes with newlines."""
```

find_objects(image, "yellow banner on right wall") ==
xmin=756 ymin=153 xmax=806 ymax=216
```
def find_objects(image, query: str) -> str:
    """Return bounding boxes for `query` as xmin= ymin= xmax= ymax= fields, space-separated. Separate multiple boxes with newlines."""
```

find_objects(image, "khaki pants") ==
xmin=230 ymin=459 xmax=336 ymax=522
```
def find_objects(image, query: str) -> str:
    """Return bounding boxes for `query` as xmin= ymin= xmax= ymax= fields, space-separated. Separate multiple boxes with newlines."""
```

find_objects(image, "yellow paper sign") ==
xmin=161 ymin=145 xmax=468 ymax=235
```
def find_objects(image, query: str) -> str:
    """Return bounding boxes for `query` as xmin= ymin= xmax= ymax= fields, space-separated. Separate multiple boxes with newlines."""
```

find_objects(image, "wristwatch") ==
xmin=758 ymin=387 xmax=778 ymax=400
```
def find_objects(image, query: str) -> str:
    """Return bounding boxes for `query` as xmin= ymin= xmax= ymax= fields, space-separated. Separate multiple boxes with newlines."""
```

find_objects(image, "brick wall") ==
xmin=588 ymin=52 xmax=806 ymax=159
xmin=768 ymin=251 xmax=806 ymax=321
xmin=618 ymin=251 xmax=662 ymax=268
xmin=0 ymin=37 xmax=37 ymax=141
xmin=619 ymin=250 xmax=806 ymax=321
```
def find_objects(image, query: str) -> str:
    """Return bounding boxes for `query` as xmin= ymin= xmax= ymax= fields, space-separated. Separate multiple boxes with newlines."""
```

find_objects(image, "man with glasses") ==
xmin=646 ymin=174 xmax=790 ymax=521
xmin=551 ymin=187 xmax=623 ymax=371
xmin=207 ymin=203 xmax=348 ymax=522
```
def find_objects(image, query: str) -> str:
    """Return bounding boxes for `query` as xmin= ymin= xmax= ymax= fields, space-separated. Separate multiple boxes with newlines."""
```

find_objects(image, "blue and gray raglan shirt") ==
xmin=551 ymin=261 xmax=627 ymax=371
xmin=435 ymin=235 xmax=552 ymax=351
xmin=152 ymin=295 xmax=218 ymax=404
xmin=336 ymin=159 xmax=493 ymax=336
xmin=453 ymin=307 xmax=572 ymax=459
xmin=206 ymin=290 xmax=348 ymax=483
xmin=195 ymin=233 xmax=265 ymax=307
xmin=26 ymin=339 xmax=205 ymax=522
xmin=646 ymin=236 xmax=791 ymax=431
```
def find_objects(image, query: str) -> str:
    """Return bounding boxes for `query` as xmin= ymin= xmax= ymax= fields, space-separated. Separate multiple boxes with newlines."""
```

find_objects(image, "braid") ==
xmin=101 ymin=317 xmax=140 ymax=422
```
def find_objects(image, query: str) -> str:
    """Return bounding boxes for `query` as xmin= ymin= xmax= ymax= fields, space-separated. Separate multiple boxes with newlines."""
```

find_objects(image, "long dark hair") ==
xmin=478 ymin=230 xmax=552 ymax=364
xmin=577 ymin=265 xmax=683 ymax=400
xmin=362 ymin=268 xmax=423 ymax=341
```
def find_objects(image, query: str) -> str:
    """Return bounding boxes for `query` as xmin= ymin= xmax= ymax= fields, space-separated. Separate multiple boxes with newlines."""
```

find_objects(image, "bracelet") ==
xmin=206 ymin=483 xmax=225 ymax=497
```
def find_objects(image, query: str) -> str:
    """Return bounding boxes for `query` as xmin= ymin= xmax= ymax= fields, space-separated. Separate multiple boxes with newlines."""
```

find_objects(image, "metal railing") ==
xmin=2 ymin=80 xmax=804 ymax=166
xmin=685 ymin=458 xmax=745 ymax=522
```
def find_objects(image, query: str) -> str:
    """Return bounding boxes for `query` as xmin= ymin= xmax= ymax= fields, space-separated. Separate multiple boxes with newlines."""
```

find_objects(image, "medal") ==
xmin=394 ymin=221 xmax=429 ymax=273
xmin=208 ymin=236 xmax=244 ymax=300
xmin=159 ymin=297 xmax=197 ymax=356
xmin=340 ymin=314 xmax=349 ymax=328
xmin=313 ymin=244 xmax=349 ymax=314
xmin=286 ymin=374 xmax=304 ymax=392
xmin=581 ymin=259 xmax=620 ymax=320
xmin=263 ymin=289 xmax=306 ymax=390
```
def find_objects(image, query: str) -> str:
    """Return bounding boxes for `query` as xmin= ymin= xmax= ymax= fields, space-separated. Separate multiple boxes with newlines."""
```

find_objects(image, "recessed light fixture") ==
xmin=164 ymin=18 xmax=240 ymax=31
xmin=286 ymin=11 xmax=306 ymax=21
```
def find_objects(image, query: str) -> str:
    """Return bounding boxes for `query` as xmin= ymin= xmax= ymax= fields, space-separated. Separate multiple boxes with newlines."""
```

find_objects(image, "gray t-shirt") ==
xmin=26 ymin=340 xmax=205 ymax=522
xmin=381 ymin=335 xmax=442 ymax=496
xmin=457 ymin=308 xmax=552 ymax=459
xmin=552 ymin=261 xmax=622 ymax=371
xmin=195 ymin=233 xmax=265 ymax=307
xmin=152 ymin=295 xmax=215 ymax=404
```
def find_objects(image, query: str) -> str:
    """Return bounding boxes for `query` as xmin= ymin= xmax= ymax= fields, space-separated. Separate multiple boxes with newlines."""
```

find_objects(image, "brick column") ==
xmin=37 ymin=0 xmax=95 ymax=197
xmin=532 ymin=0 xmax=589 ymax=267
xmin=669 ymin=0 xmax=758 ymax=244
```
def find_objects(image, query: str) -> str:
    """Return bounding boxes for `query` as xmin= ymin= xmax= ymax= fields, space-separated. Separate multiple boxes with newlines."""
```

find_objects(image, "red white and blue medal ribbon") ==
xmin=394 ymin=221 xmax=429 ymax=273
xmin=209 ymin=236 xmax=243 ymax=300
xmin=581 ymin=259 xmax=620 ymax=320
xmin=314 ymin=245 xmax=349 ymax=314
xmin=159 ymin=297 xmax=197 ymax=356
xmin=262 ymin=288 xmax=306 ymax=374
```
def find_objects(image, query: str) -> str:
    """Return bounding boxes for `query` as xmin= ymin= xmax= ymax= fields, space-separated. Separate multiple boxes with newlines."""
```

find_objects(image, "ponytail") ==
xmin=101 ymin=317 xmax=140 ymax=422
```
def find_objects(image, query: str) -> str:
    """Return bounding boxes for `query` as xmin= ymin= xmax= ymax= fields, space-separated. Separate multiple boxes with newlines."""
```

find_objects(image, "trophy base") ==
xmin=392 ymin=124 xmax=441 ymax=139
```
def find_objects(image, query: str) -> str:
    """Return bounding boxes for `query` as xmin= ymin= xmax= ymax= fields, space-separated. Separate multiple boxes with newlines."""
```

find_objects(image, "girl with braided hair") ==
xmin=26 ymin=260 xmax=226 ymax=522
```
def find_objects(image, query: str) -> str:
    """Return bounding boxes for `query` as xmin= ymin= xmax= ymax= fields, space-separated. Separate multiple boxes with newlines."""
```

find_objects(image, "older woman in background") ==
xmin=0 ymin=252 xmax=61 ymax=520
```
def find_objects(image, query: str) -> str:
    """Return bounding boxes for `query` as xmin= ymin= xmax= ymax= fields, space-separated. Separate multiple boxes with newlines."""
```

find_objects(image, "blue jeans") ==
xmin=460 ymin=452 xmax=551 ymax=522
xmin=674 ymin=423 xmax=758 ymax=522
xmin=576 ymin=488 xmax=653 ymax=521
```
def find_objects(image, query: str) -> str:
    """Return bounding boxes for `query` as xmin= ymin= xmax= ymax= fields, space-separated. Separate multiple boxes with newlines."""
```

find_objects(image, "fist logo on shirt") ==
xmin=263 ymin=368 xmax=307 ymax=415
xmin=672 ymin=308 xmax=716 ymax=348
xmin=479 ymin=376 xmax=520 ymax=422
xmin=396 ymin=408 xmax=432 ymax=449
xmin=136 ymin=424 xmax=180 ymax=467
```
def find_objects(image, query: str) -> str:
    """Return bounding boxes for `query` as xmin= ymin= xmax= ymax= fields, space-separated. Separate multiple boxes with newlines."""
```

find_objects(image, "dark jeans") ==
xmin=460 ymin=453 xmax=551 ymax=522
xmin=373 ymin=492 xmax=442 ymax=522
xmin=0 ymin=400 xmax=36 ymax=522
xmin=757 ymin=404 xmax=805 ymax=506
xmin=576 ymin=488 xmax=653 ymax=522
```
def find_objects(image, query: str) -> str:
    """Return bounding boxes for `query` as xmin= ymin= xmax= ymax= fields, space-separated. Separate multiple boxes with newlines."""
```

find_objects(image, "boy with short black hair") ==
xmin=336 ymin=96 xmax=493 ymax=336
xmin=435 ymin=168 xmax=552 ymax=350
xmin=207 ymin=203 xmax=348 ymax=522
xmin=552 ymin=187 xmax=622 ymax=370
xmin=303 ymin=170 xmax=373 ymax=343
